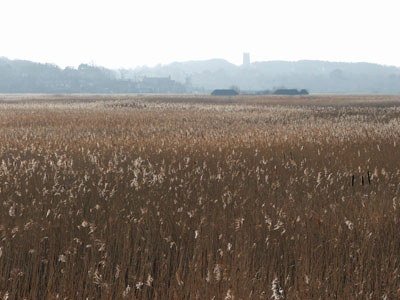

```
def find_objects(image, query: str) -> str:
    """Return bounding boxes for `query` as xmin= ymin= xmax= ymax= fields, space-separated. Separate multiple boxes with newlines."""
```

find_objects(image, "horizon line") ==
xmin=2 ymin=55 xmax=400 ymax=70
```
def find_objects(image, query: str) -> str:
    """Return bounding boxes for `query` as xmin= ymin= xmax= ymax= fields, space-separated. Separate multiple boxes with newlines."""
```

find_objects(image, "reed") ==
xmin=0 ymin=94 xmax=399 ymax=299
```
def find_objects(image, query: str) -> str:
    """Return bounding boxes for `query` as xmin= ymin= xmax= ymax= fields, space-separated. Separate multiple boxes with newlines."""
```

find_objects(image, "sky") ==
xmin=1 ymin=0 xmax=399 ymax=69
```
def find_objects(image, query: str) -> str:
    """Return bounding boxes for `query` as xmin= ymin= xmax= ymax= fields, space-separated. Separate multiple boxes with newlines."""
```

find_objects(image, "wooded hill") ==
xmin=2 ymin=57 xmax=400 ymax=94
xmin=124 ymin=59 xmax=400 ymax=94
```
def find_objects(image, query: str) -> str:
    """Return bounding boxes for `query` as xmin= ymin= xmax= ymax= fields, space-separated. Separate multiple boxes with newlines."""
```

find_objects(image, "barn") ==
xmin=211 ymin=89 xmax=239 ymax=96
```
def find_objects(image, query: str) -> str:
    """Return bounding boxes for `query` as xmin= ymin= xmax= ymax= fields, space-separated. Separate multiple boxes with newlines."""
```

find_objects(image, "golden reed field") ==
xmin=1 ymin=94 xmax=400 ymax=299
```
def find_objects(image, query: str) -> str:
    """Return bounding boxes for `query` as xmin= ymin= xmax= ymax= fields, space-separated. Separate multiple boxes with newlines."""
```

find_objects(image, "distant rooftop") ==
xmin=211 ymin=89 xmax=239 ymax=96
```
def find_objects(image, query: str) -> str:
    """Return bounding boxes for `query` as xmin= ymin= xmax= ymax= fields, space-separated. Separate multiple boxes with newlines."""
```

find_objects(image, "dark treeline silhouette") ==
xmin=0 ymin=57 xmax=186 ymax=93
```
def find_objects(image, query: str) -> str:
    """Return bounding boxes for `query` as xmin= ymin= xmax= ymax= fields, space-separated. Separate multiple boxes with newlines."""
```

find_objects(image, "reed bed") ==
xmin=0 ymin=95 xmax=400 ymax=299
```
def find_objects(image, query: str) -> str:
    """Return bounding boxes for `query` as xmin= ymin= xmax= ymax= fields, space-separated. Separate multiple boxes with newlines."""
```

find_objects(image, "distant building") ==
xmin=273 ymin=89 xmax=309 ymax=95
xmin=243 ymin=53 xmax=250 ymax=67
xmin=211 ymin=89 xmax=239 ymax=96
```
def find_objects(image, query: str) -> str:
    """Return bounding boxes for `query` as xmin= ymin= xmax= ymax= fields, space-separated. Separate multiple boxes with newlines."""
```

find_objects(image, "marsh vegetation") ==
xmin=1 ymin=95 xmax=400 ymax=299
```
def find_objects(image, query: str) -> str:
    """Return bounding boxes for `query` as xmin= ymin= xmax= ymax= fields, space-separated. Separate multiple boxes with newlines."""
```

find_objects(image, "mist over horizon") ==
xmin=1 ymin=55 xmax=400 ymax=94
xmin=2 ymin=0 xmax=400 ymax=94
xmin=3 ymin=55 xmax=400 ymax=71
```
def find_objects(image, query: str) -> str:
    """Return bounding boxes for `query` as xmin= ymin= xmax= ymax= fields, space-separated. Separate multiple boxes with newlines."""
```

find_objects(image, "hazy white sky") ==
xmin=1 ymin=0 xmax=399 ymax=69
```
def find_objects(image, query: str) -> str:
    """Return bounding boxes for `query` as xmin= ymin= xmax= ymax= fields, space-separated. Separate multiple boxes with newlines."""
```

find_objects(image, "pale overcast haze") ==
xmin=1 ymin=0 xmax=399 ymax=69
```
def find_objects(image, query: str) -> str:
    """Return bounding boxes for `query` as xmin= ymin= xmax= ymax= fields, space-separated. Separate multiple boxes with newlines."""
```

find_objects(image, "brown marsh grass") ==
xmin=1 ymin=94 xmax=400 ymax=299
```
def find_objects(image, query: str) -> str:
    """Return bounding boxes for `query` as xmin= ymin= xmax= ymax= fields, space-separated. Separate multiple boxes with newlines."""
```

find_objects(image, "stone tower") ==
xmin=243 ymin=52 xmax=250 ymax=66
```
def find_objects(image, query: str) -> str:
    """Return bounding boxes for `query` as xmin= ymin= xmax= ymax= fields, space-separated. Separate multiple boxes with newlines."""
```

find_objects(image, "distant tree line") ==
xmin=3 ymin=57 xmax=400 ymax=94
xmin=122 ymin=59 xmax=400 ymax=94
xmin=0 ymin=58 xmax=186 ymax=93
